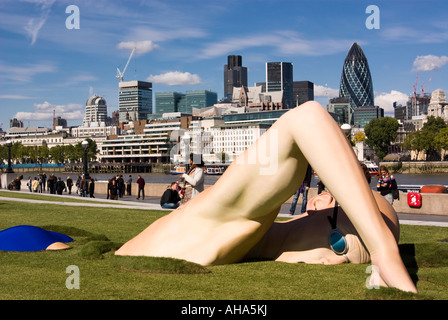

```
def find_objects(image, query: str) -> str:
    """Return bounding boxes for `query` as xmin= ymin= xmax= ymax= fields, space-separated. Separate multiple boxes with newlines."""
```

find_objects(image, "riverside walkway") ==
xmin=1 ymin=189 xmax=447 ymax=228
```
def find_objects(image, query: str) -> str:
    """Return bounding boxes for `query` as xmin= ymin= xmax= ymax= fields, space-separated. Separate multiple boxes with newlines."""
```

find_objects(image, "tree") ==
xmin=75 ymin=139 xmax=99 ymax=162
xmin=364 ymin=117 xmax=399 ymax=160
xmin=214 ymin=151 xmax=229 ymax=163
xmin=49 ymin=145 xmax=65 ymax=164
xmin=353 ymin=131 xmax=366 ymax=143
xmin=434 ymin=127 xmax=448 ymax=160
xmin=402 ymin=130 xmax=425 ymax=160
xmin=420 ymin=116 xmax=447 ymax=160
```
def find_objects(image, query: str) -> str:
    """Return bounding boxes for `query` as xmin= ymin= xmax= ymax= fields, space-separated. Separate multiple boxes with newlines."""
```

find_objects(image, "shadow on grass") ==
xmin=112 ymin=255 xmax=211 ymax=274
xmin=41 ymin=225 xmax=210 ymax=274
xmin=367 ymin=241 xmax=448 ymax=300
xmin=399 ymin=244 xmax=419 ymax=287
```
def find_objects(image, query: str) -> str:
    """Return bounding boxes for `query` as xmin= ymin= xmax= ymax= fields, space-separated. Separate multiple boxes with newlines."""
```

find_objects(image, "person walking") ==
xmin=79 ymin=175 xmax=88 ymax=197
xmin=126 ymin=175 xmax=132 ymax=196
xmin=377 ymin=166 xmax=397 ymax=205
xmin=289 ymin=164 xmax=312 ymax=215
xmin=56 ymin=177 xmax=66 ymax=195
xmin=89 ymin=179 xmax=95 ymax=198
xmin=75 ymin=175 xmax=81 ymax=195
xmin=66 ymin=176 xmax=73 ymax=195
xmin=116 ymin=175 xmax=124 ymax=198
xmin=136 ymin=175 xmax=145 ymax=200
xmin=27 ymin=176 xmax=32 ymax=192
xmin=48 ymin=174 xmax=55 ymax=194
xmin=32 ymin=177 xmax=39 ymax=193
xmin=41 ymin=172 xmax=47 ymax=191
xmin=109 ymin=179 xmax=118 ymax=200
xmin=38 ymin=175 xmax=43 ymax=193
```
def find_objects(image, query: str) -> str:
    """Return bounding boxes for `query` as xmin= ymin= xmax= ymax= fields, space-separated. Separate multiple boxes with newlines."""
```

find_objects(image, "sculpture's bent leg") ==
xmin=282 ymin=102 xmax=417 ymax=293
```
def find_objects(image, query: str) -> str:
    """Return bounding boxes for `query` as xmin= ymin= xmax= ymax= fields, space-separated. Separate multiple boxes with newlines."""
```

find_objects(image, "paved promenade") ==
xmin=1 ymin=189 xmax=447 ymax=227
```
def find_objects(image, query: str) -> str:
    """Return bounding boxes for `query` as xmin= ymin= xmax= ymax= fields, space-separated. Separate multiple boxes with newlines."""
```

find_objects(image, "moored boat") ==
xmin=364 ymin=160 xmax=379 ymax=176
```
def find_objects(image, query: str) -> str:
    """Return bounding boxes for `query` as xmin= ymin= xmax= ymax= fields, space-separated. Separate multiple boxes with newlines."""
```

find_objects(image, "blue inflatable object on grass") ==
xmin=0 ymin=225 xmax=73 ymax=251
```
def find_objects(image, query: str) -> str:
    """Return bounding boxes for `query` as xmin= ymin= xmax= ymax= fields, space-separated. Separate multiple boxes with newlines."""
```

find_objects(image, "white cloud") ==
xmin=117 ymin=40 xmax=160 ymax=54
xmin=0 ymin=62 xmax=55 ymax=82
xmin=21 ymin=0 xmax=56 ymax=45
xmin=200 ymin=31 xmax=354 ymax=59
xmin=314 ymin=84 xmax=339 ymax=98
xmin=146 ymin=71 xmax=201 ymax=86
xmin=412 ymin=55 xmax=448 ymax=72
xmin=0 ymin=95 xmax=34 ymax=99
xmin=374 ymin=90 xmax=408 ymax=113
xmin=59 ymin=74 xmax=98 ymax=87
xmin=15 ymin=101 xmax=84 ymax=121
xmin=128 ymin=26 xmax=207 ymax=43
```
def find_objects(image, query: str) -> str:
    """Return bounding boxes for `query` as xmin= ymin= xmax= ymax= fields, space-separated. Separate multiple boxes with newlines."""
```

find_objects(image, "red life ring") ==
xmin=420 ymin=185 xmax=448 ymax=193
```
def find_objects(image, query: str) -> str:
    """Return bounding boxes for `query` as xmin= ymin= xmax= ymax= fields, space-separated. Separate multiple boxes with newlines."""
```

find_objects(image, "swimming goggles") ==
xmin=328 ymin=201 xmax=349 ymax=257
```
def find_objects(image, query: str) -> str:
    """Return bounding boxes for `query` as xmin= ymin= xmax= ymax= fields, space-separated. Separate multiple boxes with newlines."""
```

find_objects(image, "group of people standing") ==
xmin=160 ymin=154 xmax=205 ymax=209
xmin=21 ymin=172 xmax=95 ymax=197
xmin=23 ymin=173 xmax=67 ymax=195
xmin=107 ymin=174 xmax=139 ymax=200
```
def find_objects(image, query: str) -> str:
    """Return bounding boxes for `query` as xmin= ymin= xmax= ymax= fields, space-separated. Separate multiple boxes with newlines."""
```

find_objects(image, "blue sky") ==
xmin=1 ymin=0 xmax=447 ymax=129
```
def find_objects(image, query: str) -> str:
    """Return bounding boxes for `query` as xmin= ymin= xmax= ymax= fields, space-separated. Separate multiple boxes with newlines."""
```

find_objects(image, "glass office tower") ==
xmin=179 ymin=90 xmax=218 ymax=113
xmin=339 ymin=43 xmax=374 ymax=113
xmin=293 ymin=81 xmax=314 ymax=106
xmin=266 ymin=62 xmax=294 ymax=108
xmin=155 ymin=91 xmax=185 ymax=114
xmin=224 ymin=55 xmax=248 ymax=100
xmin=118 ymin=80 xmax=152 ymax=123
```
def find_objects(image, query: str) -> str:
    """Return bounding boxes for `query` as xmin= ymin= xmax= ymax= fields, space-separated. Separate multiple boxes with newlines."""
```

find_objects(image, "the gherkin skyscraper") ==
xmin=339 ymin=43 xmax=374 ymax=114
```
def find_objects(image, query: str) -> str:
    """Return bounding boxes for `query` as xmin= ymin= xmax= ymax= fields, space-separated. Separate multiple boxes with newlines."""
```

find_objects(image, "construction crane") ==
xmin=413 ymin=74 xmax=418 ymax=99
xmin=412 ymin=74 xmax=419 ymax=116
xmin=116 ymin=47 xmax=135 ymax=82
xmin=421 ymin=75 xmax=433 ymax=97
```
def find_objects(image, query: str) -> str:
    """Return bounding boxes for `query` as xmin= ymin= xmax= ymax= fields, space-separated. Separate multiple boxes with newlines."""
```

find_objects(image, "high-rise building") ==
xmin=155 ymin=90 xmax=218 ymax=115
xmin=266 ymin=62 xmax=294 ymax=108
xmin=53 ymin=116 xmax=67 ymax=129
xmin=327 ymin=97 xmax=351 ymax=124
xmin=339 ymin=43 xmax=374 ymax=113
xmin=179 ymin=90 xmax=218 ymax=113
xmin=224 ymin=55 xmax=247 ymax=100
xmin=428 ymin=89 xmax=448 ymax=121
xmin=83 ymin=95 xmax=107 ymax=126
xmin=155 ymin=91 xmax=186 ymax=114
xmin=9 ymin=118 xmax=23 ymax=128
xmin=293 ymin=81 xmax=314 ymax=106
xmin=353 ymin=105 xmax=384 ymax=128
xmin=118 ymin=80 xmax=152 ymax=123
xmin=407 ymin=93 xmax=431 ymax=118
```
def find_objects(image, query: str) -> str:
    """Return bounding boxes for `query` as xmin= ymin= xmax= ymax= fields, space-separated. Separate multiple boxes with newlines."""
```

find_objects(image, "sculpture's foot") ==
xmin=370 ymin=251 xmax=417 ymax=293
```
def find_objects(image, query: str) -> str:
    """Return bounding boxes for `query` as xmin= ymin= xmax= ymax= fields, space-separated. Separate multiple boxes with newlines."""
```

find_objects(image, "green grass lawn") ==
xmin=0 ymin=194 xmax=447 ymax=300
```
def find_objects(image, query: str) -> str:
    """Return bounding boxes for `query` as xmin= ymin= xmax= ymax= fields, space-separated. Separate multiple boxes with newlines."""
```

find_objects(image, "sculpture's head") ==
xmin=306 ymin=192 xmax=400 ymax=264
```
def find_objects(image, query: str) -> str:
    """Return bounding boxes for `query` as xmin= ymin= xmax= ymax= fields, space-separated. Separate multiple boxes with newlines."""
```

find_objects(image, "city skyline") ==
xmin=0 ymin=0 xmax=447 ymax=129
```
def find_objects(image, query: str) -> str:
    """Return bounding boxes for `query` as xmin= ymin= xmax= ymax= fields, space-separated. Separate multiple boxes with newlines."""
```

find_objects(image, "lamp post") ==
xmin=182 ymin=133 xmax=191 ymax=162
xmin=341 ymin=123 xmax=352 ymax=139
xmin=81 ymin=140 xmax=91 ymax=179
xmin=40 ymin=140 xmax=47 ymax=173
xmin=5 ymin=140 xmax=14 ymax=173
